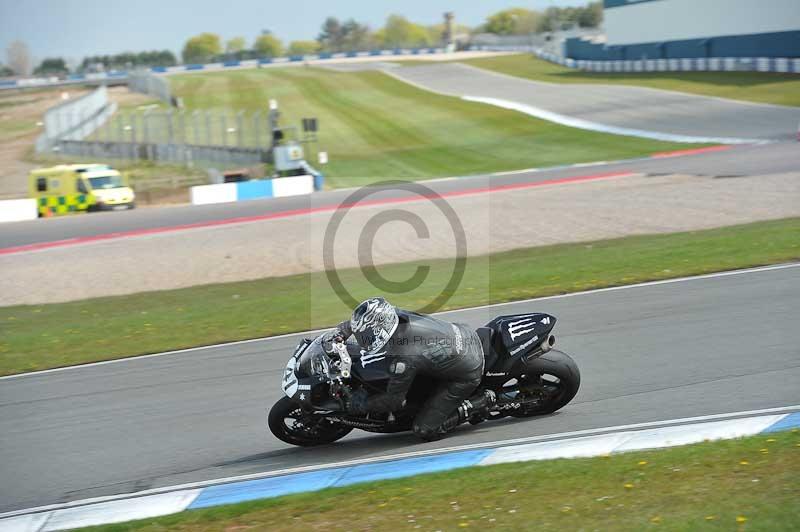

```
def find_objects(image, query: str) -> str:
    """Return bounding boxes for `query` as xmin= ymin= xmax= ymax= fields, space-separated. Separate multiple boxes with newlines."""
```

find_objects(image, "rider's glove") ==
xmin=346 ymin=388 xmax=369 ymax=416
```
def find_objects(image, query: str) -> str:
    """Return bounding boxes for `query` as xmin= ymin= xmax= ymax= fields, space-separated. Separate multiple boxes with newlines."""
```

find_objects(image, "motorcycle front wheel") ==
xmin=268 ymin=396 xmax=353 ymax=447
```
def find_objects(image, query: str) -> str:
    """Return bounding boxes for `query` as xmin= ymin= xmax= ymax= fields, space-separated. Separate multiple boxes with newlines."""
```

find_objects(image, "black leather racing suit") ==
xmin=333 ymin=309 xmax=485 ymax=439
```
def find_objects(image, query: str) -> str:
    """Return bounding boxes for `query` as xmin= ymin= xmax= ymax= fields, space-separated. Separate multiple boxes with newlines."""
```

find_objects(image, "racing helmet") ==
xmin=350 ymin=297 xmax=398 ymax=354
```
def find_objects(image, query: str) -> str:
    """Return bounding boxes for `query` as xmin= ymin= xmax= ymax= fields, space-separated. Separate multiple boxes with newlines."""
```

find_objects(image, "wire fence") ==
xmin=45 ymin=108 xmax=276 ymax=170
xmin=90 ymin=109 xmax=274 ymax=148
xmin=128 ymin=70 xmax=174 ymax=105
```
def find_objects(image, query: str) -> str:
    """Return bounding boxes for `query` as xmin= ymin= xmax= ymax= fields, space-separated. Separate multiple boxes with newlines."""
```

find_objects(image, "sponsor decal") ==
xmin=507 ymin=315 xmax=539 ymax=341
xmin=510 ymin=335 xmax=539 ymax=356
xmin=486 ymin=372 xmax=507 ymax=377
xmin=361 ymin=350 xmax=387 ymax=367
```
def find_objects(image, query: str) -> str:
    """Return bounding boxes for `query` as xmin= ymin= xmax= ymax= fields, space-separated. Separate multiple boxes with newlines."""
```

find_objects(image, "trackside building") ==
xmin=567 ymin=0 xmax=800 ymax=60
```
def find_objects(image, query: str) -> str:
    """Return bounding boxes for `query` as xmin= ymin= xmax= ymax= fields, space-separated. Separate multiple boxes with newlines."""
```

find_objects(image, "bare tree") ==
xmin=7 ymin=40 xmax=32 ymax=76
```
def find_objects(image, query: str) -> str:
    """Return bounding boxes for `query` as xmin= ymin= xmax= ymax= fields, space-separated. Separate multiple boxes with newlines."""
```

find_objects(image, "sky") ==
xmin=0 ymin=0 xmax=588 ymax=65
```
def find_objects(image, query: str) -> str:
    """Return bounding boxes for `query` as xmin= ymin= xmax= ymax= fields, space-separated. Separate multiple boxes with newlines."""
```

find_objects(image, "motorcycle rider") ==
xmin=322 ymin=297 xmax=495 ymax=441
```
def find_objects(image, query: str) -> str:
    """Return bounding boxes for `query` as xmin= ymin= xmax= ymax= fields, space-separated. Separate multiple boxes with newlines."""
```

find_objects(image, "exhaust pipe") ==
xmin=541 ymin=335 xmax=555 ymax=353
xmin=523 ymin=335 xmax=555 ymax=361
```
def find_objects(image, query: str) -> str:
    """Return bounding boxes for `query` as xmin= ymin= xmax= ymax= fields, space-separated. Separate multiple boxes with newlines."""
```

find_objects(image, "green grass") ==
xmin=1 ymin=218 xmax=798 ymax=376
xmin=166 ymin=67 xmax=697 ymax=188
xmin=81 ymin=429 xmax=800 ymax=531
xmin=459 ymin=54 xmax=800 ymax=107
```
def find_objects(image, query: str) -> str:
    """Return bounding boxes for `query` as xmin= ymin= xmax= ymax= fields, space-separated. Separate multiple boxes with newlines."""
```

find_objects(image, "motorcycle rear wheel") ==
xmin=268 ymin=396 xmax=353 ymax=447
xmin=506 ymin=350 xmax=581 ymax=417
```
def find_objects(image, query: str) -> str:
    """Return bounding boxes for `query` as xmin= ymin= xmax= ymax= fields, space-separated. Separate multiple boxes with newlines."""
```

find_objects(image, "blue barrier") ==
xmin=185 ymin=64 xmax=205 ymax=70
xmin=236 ymin=179 xmax=273 ymax=200
xmin=150 ymin=66 xmax=167 ymax=73
xmin=289 ymin=55 xmax=304 ymax=62
xmin=223 ymin=60 xmax=241 ymax=67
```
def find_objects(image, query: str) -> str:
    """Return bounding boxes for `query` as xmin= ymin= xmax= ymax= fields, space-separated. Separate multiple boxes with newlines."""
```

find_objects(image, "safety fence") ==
xmin=474 ymin=45 xmax=800 ymax=74
xmin=52 ymin=140 xmax=269 ymax=169
xmin=35 ymin=86 xmax=117 ymax=152
xmin=128 ymin=71 xmax=174 ymax=105
xmin=40 ymin=107 xmax=276 ymax=169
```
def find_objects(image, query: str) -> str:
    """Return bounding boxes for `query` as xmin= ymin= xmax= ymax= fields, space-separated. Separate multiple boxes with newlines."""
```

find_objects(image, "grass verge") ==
xmin=81 ymin=429 xmax=800 ymax=531
xmin=458 ymin=54 xmax=800 ymax=107
xmin=1 ymin=218 xmax=798 ymax=376
xmin=167 ymin=67 xmax=694 ymax=188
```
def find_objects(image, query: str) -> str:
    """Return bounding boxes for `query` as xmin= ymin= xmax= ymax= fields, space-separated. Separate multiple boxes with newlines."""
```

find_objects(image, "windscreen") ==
xmin=87 ymin=174 xmax=124 ymax=190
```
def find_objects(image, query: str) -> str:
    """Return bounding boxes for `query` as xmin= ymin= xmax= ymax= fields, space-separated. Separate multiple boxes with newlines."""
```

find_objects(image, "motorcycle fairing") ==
xmin=486 ymin=313 xmax=556 ymax=359
xmin=349 ymin=346 xmax=393 ymax=382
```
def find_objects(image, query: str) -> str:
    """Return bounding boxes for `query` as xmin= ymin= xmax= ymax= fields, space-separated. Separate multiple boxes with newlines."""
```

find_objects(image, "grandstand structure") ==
xmin=567 ymin=0 xmax=800 ymax=60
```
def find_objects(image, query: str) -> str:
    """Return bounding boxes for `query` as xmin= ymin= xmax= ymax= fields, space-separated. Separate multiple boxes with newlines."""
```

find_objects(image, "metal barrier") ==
xmin=35 ymin=86 xmax=117 ymax=153
xmin=128 ymin=71 xmax=174 ymax=105
xmin=52 ymin=139 xmax=269 ymax=169
xmin=474 ymin=45 xmax=800 ymax=74
xmin=0 ymin=48 xmax=449 ymax=90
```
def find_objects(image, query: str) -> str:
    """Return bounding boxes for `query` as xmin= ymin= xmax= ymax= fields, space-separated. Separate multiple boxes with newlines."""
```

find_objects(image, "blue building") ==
xmin=567 ymin=0 xmax=800 ymax=60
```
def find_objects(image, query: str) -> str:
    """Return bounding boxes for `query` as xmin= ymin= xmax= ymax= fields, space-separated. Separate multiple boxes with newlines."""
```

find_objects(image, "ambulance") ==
xmin=29 ymin=164 xmax=136 ymax=216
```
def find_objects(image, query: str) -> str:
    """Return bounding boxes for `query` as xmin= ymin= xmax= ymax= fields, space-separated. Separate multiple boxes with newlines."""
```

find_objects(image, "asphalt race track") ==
xmin=391 ymin=63 xmax=800 ymax=142
xmin=1 ymin=142 xmax=799 ymax=251
xmin=1 ymin=264 xmax=798 ymax=512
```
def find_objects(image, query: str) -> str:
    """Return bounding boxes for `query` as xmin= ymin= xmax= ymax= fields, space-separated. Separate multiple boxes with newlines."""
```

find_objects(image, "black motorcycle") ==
xmin=269 ymin=313 xmax=580 ymax=446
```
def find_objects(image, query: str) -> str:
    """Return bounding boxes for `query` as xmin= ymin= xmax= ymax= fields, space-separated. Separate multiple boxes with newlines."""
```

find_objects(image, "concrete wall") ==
xmin=190 ymin=176 xmax=314 ymax=205
xmin=0 ymin=199 xmax=38 ymax=223
xmin=567 ymin=30 xmax=800 ymax=59
xmin=604 ymin=0 xmax=800 ymax=47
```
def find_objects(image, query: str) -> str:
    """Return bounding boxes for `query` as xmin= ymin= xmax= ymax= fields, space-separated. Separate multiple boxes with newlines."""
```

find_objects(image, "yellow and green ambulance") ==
xmin=29 ymin=164 xmax=136 ymax=216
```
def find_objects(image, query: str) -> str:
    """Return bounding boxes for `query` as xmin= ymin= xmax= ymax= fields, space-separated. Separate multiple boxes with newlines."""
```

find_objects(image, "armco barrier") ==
xmin=190 ymin=175 xmax=314 ymax=205
xmin=0 ymin=48 xmax=448 ymax=90
xmin=0 ymin=199 xmax=38 ymax=223
xmin=473 ymin=45 xmax=800 ymax=74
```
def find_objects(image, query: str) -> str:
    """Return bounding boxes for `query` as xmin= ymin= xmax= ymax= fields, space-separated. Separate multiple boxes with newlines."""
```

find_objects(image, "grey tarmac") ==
xmin=1 ymin=141 xmax=798 ymax=250
xmin=390 ymin=63 xmax=800 ymax=142
xmin=0 ymin=265 xmax=798 ymax=512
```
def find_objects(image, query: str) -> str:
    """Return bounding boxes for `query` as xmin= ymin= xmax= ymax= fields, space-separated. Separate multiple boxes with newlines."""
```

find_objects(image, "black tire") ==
xmin=268 ymin=396 xmax=353 ymax=447
xmin=508 ymin=349 xmax=581 ymax=417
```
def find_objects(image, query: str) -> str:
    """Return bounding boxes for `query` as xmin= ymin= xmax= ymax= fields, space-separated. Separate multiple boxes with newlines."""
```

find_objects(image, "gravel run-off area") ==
xmin=1 ymin=171 xmax=799 ymax=306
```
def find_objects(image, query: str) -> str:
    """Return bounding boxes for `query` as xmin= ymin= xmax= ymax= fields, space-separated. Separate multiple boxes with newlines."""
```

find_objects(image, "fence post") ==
xmin=191 ymin=110 xmax=199 ymax=146
xmin=205 ymin=110 xmax=212 ymax=146
xmin=253 ymin=111 xmax=261 ymax=148
xmin=178 ymin=110 xmax=186 ymax=145
xmin=167 ymin=110 xmax=174 ymax=145
xmin=236 ymin=111 xmax=244 ymax=148
xmin=220 ymin=113 xmax=228 ymax=148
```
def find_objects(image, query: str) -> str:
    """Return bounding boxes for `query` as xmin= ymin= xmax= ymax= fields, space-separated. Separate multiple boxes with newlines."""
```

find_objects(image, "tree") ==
xmin=578 ymin=2 xmax=603 ymax=28
xmin=484 ymin=8 xmax=541 ymax=35
xmin=381 ymin=15 xmax=432 ymax=48
xmin=182 ymin=33 xmax=222 ymax=64
xmin=0 ymin=64 xmax=13 ymax=77
xmin=34 ymin=57 xmax=68 ymax=75
xmin=341 ymin=19 xmax=371 ymax=51
xmin=288 ymin=40 xmax=320 ymax=56
xmin=226 ymin=36 xmax=247 ymax=54
xmin=7 ymin=40 xmax=32 ymax=76
xmin=318 ymin=17 xmax=343 ymax=52
xmin=254 ymin=34 xmax=283 ymax=57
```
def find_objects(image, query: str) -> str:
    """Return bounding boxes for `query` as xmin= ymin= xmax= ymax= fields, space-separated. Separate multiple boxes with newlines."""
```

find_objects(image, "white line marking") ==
xmin=1 ymin=405 xmax=797 ymax=519
xmin=2 ymin=262 xmax=797 ymax=381
xmin=462 ymin=95 xmax=767 ymax=145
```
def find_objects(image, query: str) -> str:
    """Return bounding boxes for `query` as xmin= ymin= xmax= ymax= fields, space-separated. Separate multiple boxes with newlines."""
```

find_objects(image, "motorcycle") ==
xmin=269 ymin=313 xmax=580 ymax=446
